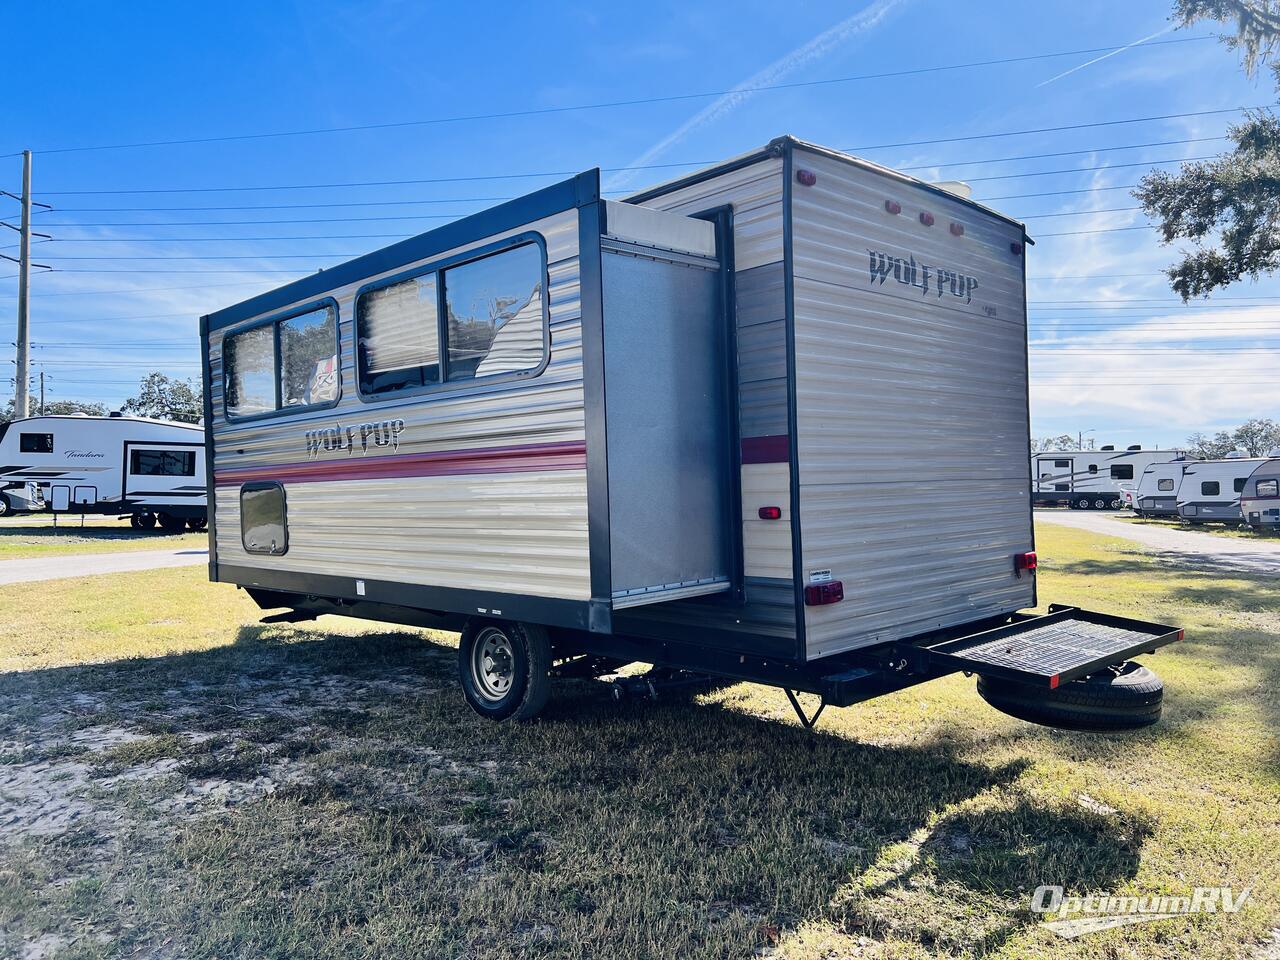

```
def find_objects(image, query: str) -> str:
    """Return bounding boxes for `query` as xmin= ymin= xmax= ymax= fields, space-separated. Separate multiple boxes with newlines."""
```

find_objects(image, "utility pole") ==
xmin=14 ymin=150 xmax=31 ymax=421
xmin=39 ymin=370 xmax=44 ymax=416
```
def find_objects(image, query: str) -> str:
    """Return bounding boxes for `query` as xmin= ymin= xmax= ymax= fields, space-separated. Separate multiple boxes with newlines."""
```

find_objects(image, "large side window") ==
xmin=357 ymin=274 xmax=440 ymax=395
xmin=1235 ymin=477 xmax=1248 ymax=493
xmin=443 ymin=242 xmax=543 ymax=381
xmin=224 ymin=303 xmax=337 ymax=419
xmin=130 ymin=449 xmax=196 ymax=476
xmin=1157 ymin=478 xmax=1174 ymax=491
xmin=281 ymin=307 xmax=339 ymax=408
xmin=1110 ymin=464 xmax=1134 ymax=480
xmin=19 ymin=432 xmax=53 ymax=454
xmin=1054 ymin=459 xmax=1070 ymax=468
xmin=225 ymin=324 xmax=277 ymax=418
xmin=1258 ymin=479 xmax=1280 ymax=497
xmin=1201 ymin=481 xmax=1220 ymax=496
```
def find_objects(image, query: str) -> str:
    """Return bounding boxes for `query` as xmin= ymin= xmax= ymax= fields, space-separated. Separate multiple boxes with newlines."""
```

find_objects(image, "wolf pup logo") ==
xmin=868 ymin=249 xmax=979 ymax=305
xmin=305 ymin=419 xmax=404 ymax=459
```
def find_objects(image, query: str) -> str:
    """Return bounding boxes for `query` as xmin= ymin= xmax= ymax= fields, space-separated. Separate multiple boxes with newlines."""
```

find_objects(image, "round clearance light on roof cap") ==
xmin=919 ymin=211 xmax=934 ymax=226
xmin=884 ymin=199 xmax=902 ymax=215
xmin=796 ymin=169 xmax=817 ymax=186
xmin=949 ymin=222 xmax=964 ymax=237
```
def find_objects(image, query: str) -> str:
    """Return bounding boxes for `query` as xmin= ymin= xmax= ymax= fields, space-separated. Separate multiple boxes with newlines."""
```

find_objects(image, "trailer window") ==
xmin=1088 ymin=464 xmax=1098 ymax=473
xmin=443 ymin=242 xmax=544 ymax=381
xmin=19 ymin=432 xmax=53 ymax=454
xmin=1054 ymin=483 xmax=1069 ymax=491
xmin=241 ymin=482 xmax=287 ymax=555
xmin=280 ymin=306 xmax=339 ymax=408
xmin=224 ymin=324 xmax=277 ymax=418
xmin=1201 ymin=481 xmax=1220 ymax=496
xmin=1054 ymin=459 xmax=1070 ymax=468
xmin=130 ymin=449 xmax=195 ymax=476
xmin=1258 ymin=480 xmax=1279 ymax=497
xmin=1158 ymin=479 xmax=1174 ymax=492
xmin=357 ymin=274 xmax=440 ymax=395
xmin=1110 ymin=465 xmax=1134 ymax=480
xmin=1235 ymin=477 xmax=1248 ymax=493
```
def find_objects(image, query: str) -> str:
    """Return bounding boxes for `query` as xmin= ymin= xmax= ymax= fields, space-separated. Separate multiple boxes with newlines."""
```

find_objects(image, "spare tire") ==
xmin=977 ymin=661 xmax=1163 ymax=731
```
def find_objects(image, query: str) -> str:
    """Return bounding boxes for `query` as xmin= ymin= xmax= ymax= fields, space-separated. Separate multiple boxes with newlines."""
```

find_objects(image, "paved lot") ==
xmin=0 ymin=548 xmax=208 ymax=585
xmin=1036 ymin=509 xmax=1280 ymax=578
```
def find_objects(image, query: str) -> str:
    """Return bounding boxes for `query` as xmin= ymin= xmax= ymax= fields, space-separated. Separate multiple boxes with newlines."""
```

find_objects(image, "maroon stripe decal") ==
xmin=215 ymin=439 xmax=586 ymax=486
xmin=740 ymin=435 xmax=790 ymax=464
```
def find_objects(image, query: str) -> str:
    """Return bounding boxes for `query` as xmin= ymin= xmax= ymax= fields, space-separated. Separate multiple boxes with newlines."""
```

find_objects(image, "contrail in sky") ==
xmin=606 ymin=0 xmax=909 ymax=190
xmin=1037 ymin=24 xmax=1176 ymax=88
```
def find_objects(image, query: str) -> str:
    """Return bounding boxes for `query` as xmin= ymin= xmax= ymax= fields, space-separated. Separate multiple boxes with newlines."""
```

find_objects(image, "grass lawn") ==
xmin=0 ymin=516 xmax=205 ymax=559
xmin=1113 ymin=514 xmax=1280 ymax=540
xmin=0 ymin=523 xmax=1276 ymax=959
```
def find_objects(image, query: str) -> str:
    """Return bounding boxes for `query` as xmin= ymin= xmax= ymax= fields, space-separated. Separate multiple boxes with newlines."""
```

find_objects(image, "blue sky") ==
xmin=1 ymin=0 xmax=1276 ymax=447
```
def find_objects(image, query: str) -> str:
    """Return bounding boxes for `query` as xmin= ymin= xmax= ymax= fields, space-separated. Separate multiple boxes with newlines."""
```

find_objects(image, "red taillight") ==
xmin=919 ymin=211 xmax=935 ymax=226
xmin=884 ymin=199 xmax=902 ymax=215
xmin=1015 ymin=551 xmax=1038 ymax=571
xmin=949 ymin=222 xmax=964 ymax=237
xmin=758 ymin=506 xmax=782 ymax=520
xmin=796 ymin=169 xmax=817 ymax=186
xmin=804 ymin=581 xmax=844 ymax=606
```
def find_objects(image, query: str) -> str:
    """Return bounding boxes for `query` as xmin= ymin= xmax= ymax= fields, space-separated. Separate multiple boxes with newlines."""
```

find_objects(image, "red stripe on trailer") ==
xmin=214 ymin=439 xmax=586 ymax=487
xmin=740 ymin=435 xmax=790 ymax=464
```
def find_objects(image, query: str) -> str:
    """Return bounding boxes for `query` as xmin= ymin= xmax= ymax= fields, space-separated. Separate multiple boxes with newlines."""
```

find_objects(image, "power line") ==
xmin=5 ymin=36 xmax=1218 ymax=157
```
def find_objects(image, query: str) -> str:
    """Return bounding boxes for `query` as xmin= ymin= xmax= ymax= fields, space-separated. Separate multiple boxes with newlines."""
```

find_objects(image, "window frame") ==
xmin=19 ymin=432 xmax=54 ymax=454
xmin=1157 ymin=478 xmax=1174 ymax=492
xmin=222 ymin=297 xmax=341 ymax=423
xmin=353 ymin=232 xmax=550 ymax=405
xmin=1110 ymin=464 xmax=1134 ymax=480
xmin=240 ymin=480 xmax=289 ymax=556
xmin=1234 ymin=477 xmax=1248 ymax=494
xmin=1256 ymin=479 xmax=1279 ymax=499
xmin=1201 ymin=480 xmax=1221 ymax=496
xmin=129 ymin=448 xmax=196 ymax=477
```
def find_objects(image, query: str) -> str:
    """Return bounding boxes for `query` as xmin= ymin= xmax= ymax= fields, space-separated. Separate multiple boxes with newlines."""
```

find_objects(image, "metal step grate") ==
xmin=940 ymin=620 xmax=1156 ymax=679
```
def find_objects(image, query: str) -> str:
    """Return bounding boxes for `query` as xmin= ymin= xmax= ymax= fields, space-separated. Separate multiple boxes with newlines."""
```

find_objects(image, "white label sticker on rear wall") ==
xmin=808 ymin=569 xmax=832 ymax=584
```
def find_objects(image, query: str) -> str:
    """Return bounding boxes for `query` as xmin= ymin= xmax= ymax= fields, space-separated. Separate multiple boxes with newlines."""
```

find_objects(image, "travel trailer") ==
xmin=1032 ymin=446 xmax=1188 ymax=509
xmin=1176 ymin=452 xmax=1265 ymax=524
xmin=201 ymin=136 xmax=1179 ymax=731
xmin=1240 ymin=453 xmax=1280 ymax=530
xmin=0 ymin=414 xmax=207 ymax=529
xmin=1132 ymin=458 xmax=1193 ymax=518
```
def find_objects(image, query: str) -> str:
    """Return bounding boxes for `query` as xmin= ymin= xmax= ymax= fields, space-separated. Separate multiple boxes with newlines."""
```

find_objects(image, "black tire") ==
xmin=186 ymin=516 xmax=208 ymax=531
xmin=1109 ymin=498 xmax=1122 ymax=510
xmin=133 ymin=512 xmax=157 ymax=530
xmin=977 ymin=661 xmax=1163 ymax=731
xmin=1069 ymin=498 xmax=1082 ymax=509
xmin=458 ymin=620 xmax=551 ymax=722
xmin=0 ymin=495 xmax=10 ymax=518
xmin=157 ymin=512 xmax=186 ymax=533
xmin=1093 ymin=498 xmax=1107 ymax=510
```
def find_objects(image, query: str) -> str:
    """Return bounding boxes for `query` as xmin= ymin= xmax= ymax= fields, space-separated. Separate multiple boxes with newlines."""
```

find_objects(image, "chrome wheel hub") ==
xmin=472 ymin=627 xmax=516 ymax=701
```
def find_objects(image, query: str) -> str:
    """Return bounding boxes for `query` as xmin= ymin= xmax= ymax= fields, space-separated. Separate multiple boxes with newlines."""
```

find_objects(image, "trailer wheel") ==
xmin=458 ymin=620 xmax=551 ymax=722
xmin=132 ymin=512 xmax=157 ymax=530
xmin=977 ymin=661 xmax=1162 ymax=731
xmin=1069 ymin=498 xmax=1082 ymax=509
xmin=186 ymin=516 xmax=207 ymax=531
xmin=156 ymin=512 xmax=186 ymax=533
xmin=1109 ymin=498 xmax=1122 ymax=510
xmin=0 ymin=495 xmax=10 ymax=518
xmin=1093 ymin=497 xmax=1108 ymax=510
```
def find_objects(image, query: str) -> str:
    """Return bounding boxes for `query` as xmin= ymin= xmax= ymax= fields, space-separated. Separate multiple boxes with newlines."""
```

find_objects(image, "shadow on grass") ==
xmin=0 ymin=520 xmax=191 ymax=542
xmin=0 ymin=620 xmax=1163 ymax=958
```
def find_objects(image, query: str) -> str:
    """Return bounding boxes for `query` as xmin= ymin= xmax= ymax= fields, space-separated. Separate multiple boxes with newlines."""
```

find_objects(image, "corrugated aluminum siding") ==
xmin=789 ymin=146 xmax=1035 ymax=658
xmin=632 ymin=156 xmax=796 ymax=643
xmin=208 ymin=209 xmax=591 ymax=601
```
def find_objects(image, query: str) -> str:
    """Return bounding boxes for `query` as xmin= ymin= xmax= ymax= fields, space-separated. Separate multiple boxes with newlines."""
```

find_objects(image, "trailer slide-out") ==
xmin=200 ymin=136 xmax=1180 ymax=730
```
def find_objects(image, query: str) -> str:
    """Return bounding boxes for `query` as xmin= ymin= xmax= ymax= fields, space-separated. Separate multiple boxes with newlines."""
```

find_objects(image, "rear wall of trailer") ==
xmin=205 ymin=187 xmax=592 ymax=615
xmin=787 ymin=144 xmax=1035 ymax=659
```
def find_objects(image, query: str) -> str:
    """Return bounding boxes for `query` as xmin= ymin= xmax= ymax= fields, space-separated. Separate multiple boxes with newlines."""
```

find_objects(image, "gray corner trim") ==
xmin=578 ymin=200 xmax=612 ymax=611
xmin=780 ymin=140 xmax=806 ymax=656
xmin=198 ymin=312 xmax=218 ymax=582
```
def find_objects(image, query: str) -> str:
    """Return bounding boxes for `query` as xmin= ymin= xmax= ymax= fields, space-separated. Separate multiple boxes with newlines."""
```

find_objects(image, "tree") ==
xmin=1232 ymin=416 xmax=1280 ymax=454
xmin=1031 ymin=434 xmax=1081 ymax=452
xmin=0 ymin=398 xmax=108 ymax=424
xmin=1186 ymin=429 xmax=1238 ymax=459
xmin=122 ymin=373 xmax=202 ymax=423
xmin=1136 ymin=2 xmax=1280 ymax=298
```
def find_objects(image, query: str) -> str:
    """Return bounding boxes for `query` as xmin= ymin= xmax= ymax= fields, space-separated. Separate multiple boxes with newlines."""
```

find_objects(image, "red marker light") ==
xmin=1015 ymin=552 xmax=1037 ymax=572
xmin=919 ymin=211 xmax=935 ymax=226
xmin=796 ymin=169 xmax=817 ymax=186
xmin=804 ymin=581 xmax=844 ymax=606
xmin=758 ymin=506 xmax=782 ymax=520
xmin=949 ymin=222 xmax=964 ymax=237
xmin=884 ymin=199 xmax=902 ymax=215
xmin=1011 ymin=242 xmax=1023 ymax=255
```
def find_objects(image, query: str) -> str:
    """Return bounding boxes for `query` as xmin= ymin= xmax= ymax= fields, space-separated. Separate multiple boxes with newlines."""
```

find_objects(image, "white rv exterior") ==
xmin=202 ymin=136 xmax=1035 ymax=666
xmin=1132 ymin=459 xmax=1193 ymax=517
xmin=1032 ymin=447 xmax=1188 ymax=509
xmin=1240 ymin=455 xmax=1280 ymax=529
xmin=0 ymin=414 xmax=206 ymax=526
xmin=1176 ymin=453 xmax=1264 ymax=524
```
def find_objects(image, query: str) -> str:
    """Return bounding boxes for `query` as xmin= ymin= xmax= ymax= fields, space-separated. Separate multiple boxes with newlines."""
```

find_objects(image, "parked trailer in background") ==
xmin=1032 ymin=446 xmax=1188 ymax=510
xmin=200 ymin=136 xmax=1180 ymax=732
xmin=1132 ymin=457 xmax=1194 ymax=518
xmin=1177 ymin=452 xmax=1265 ymax=524
xmin=0 ymin=414 xmax=207 ymax=529
xmin=1241 ymin=453 xmax=1280 ymax=530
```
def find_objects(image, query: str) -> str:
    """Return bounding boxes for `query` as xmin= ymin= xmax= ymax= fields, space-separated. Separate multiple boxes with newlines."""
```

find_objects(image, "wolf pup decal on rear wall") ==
xmin=867 ymin=249 xmax=980 ymax=304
